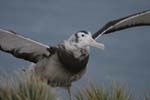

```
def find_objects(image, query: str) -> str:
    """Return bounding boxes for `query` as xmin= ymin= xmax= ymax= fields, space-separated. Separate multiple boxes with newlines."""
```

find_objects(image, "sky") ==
xmin=0 ymin=0 xmax=150 ymax=98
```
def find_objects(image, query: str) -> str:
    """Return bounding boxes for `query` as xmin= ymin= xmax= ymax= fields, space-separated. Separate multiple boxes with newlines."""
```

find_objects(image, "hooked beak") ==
xmin=89 ymin=37 xmax=104 ymax=49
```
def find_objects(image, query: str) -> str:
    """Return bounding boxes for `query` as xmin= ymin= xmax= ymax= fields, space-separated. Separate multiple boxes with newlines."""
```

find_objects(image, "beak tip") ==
xmin=100 ymin=44 xmax=105 ymax=50
xmin=89 ymin=37 xmax=104 ymax=49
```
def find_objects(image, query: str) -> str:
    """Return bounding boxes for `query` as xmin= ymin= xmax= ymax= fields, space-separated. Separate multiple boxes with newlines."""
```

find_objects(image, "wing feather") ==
xmin=0 ymin=29 xmax=50 ymax=63
xmin=92 ymin=10 xmax=150 ymax=39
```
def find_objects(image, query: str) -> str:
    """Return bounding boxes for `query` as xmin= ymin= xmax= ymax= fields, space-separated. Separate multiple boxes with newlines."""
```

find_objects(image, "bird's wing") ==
xmin=0 ymin=29 xmax=50 ymax=63
xmin=92 ymin=10 xmax=150 ymax=39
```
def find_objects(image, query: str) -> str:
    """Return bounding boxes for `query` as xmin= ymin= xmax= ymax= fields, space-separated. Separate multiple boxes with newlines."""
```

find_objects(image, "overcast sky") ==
xmin=0 ymin=0 xmax=150 ymax=98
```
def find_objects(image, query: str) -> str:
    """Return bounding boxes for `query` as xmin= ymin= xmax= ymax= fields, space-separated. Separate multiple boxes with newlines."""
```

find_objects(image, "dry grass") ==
xmin=74 ymin=82 xmax=133 ymax=100
xmin=0 ymin=72 xmax=55 ymax=100
xmin=0 ymin=72 xmax=149 ymax=100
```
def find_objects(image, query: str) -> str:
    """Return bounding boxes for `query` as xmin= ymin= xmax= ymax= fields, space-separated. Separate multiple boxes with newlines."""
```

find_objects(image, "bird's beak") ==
xmin=89 ymin=37 xmax=104 ymax=49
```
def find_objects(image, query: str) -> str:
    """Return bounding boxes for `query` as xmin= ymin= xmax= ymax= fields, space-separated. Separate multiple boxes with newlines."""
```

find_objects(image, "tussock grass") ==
xmin=0 ymin=72 xmax=149 ymax=100
xmin=74 ymin=82 xmax=133 ymax=100
xmin=75 ymin=83 xmax=108 ymax=100
xmin=0 ymin=72 xmax=55 ymax=100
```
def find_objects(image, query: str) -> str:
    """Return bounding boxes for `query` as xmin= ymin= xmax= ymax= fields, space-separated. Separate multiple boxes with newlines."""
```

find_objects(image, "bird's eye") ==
xmin=81 ymin=34 xmax=85 ymax=37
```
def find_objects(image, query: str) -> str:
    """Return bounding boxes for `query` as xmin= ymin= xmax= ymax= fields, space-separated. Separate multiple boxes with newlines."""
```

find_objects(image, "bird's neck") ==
xmin=63 ymin=40 xmax=90 ymax=58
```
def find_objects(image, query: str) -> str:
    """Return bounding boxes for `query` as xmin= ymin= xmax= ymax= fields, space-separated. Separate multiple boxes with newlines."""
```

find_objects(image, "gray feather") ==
xmin=93 ymin=10 xmax=150 ymax=39
xmin=0 ymin=29 xmax=50 ymax=63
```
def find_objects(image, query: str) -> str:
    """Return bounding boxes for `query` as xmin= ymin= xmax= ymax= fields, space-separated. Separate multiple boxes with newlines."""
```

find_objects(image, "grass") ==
xmin=74 ymin=82 xmax=133 ymax=100
xmin=0 ymin=72 xmax=149 ymax=100
xmin=0 ymin=72 xmax=55 ymax=100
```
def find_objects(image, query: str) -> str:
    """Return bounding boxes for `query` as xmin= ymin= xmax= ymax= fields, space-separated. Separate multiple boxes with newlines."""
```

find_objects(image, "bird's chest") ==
xmin=57 ymin=48 xmax=89 ymax=74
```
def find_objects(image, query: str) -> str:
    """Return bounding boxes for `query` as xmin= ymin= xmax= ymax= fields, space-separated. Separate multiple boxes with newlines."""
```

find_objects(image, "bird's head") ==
xmin=67 ymin=31 xmax=104 ymax=49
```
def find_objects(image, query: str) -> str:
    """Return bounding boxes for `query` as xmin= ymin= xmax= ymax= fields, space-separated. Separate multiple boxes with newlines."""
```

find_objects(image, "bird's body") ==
xmin=34 ymin=42 xmax=89 ymax=87
xmin=0 ymin=10 xmax=150 ymax=100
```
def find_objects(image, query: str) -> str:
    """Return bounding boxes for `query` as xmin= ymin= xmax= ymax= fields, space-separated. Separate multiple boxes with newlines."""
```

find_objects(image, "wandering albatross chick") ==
xmin=0 ymin=10 xmax=150 ymax=100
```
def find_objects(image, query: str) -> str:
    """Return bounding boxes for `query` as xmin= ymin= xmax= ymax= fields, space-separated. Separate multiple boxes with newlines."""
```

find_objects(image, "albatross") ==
xmin=0 ymin=10 xmax=150 ymax=100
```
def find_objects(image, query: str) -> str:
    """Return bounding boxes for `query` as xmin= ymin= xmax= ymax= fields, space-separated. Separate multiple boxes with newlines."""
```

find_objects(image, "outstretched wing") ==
xmin=92 ymin=10 xmax=150 ymax=39
xmin=0 ymin=29 xmax=50 ymax=63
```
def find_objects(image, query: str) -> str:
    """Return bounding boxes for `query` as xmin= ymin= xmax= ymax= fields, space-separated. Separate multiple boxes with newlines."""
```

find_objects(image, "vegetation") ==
xmin=0 ymin=72 xmax=55 ymax=100
xmin=74 ymin=82 xmax=133 ymax=100
xmin=0 ymin=72 xmax=149 ymax=100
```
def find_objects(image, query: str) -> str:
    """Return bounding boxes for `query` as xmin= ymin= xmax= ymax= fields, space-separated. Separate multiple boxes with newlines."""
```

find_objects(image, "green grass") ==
xmin=0 ymin=72 xmax=149 ymax=100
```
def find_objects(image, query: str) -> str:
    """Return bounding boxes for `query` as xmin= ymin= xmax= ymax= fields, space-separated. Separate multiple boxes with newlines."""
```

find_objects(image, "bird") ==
xmin=0 ymin=10 xmax=150 ymax=100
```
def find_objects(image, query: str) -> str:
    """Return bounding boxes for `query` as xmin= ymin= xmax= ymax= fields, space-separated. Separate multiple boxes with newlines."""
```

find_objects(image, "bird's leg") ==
xmin=67 ymin=86 xmax=72 ymax=100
